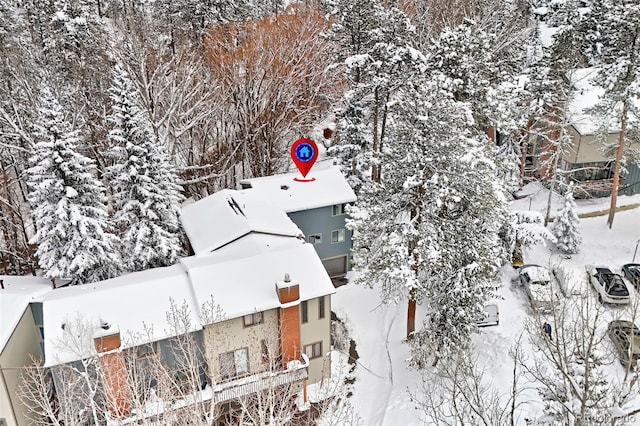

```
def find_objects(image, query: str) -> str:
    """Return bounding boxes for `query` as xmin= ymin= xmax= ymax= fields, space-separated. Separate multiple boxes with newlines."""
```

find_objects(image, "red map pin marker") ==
xmin=291 ymin=138 xmax=318 ymax=182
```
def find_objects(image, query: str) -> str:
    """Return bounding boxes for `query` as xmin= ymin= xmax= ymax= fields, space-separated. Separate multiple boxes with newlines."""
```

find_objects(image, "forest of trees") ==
xmin=2 ymin=0 xmax=640 ymax=419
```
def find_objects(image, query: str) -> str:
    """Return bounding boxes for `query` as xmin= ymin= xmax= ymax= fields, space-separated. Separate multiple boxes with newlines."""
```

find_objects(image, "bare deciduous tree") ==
xmin=413 ymin=338 xmax=527 ymax=425
xmin=519 ymin=293 xmax=611 ymax=425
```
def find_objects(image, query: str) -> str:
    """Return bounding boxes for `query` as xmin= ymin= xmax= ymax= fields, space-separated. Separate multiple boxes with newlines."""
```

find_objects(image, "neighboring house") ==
xmin=24 ymin=189 xmax=335 ymax=423
xmin=239 ymin=164 xmax=357 ymax=279
xmin=0 ymin=277 xmax=55 ymax=426
xmin=525 ymin=68 xmax=640 ymax=198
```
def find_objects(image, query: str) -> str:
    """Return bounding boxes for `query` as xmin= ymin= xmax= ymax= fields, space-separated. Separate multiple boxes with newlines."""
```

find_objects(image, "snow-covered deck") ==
xmin=111 ymin=356 xmax=309 ymax=425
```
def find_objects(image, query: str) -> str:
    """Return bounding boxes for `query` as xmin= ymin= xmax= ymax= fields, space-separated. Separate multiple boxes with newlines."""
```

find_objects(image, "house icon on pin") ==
xmin=298 ymin=145 xmax=311 ymax=160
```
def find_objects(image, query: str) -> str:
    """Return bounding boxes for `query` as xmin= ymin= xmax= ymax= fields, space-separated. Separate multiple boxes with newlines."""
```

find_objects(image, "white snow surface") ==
xmin=180 ymin=189 xmax=303 ymax=255
xmin=41 ymin=263 xmax=201 ymax=367
xmin=332 ymin=184 xmax=640 ymax=425
xmin=41 ymin=236 xmax=335 ymax=367
xmin=0 ymin=276 xmax=55 ymax=353
xmin=181 ymin=240 xmax=335 ymax=320
xmin=239 ymin=164 xmax=357 ymax=213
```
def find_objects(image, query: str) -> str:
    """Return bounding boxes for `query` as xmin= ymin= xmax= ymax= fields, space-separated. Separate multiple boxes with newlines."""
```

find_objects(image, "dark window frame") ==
xmin=308 ymin=233 xmax=322 ymax=244
xmin=243 ymin=312 xmax=264 ymax=327
xmin=331 ymin=229 xmax=345 ymax=244
xmin=219 ymin=347 xmax=250 ymax=379
xmin=318 ymin=296 xmax=325 ymax=320
xmin=301 ymin=300 xmax=308 ymax=323
xmin=303 ymin=341 xmax=323 ymax=359
xmin=332 ymin=203 xmax=346 ymax=216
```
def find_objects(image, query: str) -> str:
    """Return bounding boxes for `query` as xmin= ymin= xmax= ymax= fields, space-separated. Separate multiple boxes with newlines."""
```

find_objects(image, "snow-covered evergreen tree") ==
xmin=325 ymin=0 xmax=419 ymax=191
xmin=497 ymin=136 xmax=522 ymax=193
xmin=348 ymin=73 xmax=509 ymax=363
xmin=552 ymin=185 xmax=581 ymax=254
xmin=27 ymin=87 xmax=122 ymax=284
xmin=106 ymin=64 xmax=184 ymax=273
xmin=424 ymin=18 xmax=527 ymax=138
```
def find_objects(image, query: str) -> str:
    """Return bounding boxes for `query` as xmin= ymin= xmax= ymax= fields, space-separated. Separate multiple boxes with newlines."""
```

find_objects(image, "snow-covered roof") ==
xmin=239 ymin=165 xmax=356 ymax=213
xmin=181 ymin=239 xmax=335 ymax=320
xmin=41 ymin=263 xmax=200 ymax=367
xmin=41 ymin=237 xmax=335 ymax=367
xmin=566 ymin=67 xmax=617 ymax=136
xmin=180 ymin=189 xmax=303 ymax=255
xmin=0 ymin=276 xmax=54 ymax=353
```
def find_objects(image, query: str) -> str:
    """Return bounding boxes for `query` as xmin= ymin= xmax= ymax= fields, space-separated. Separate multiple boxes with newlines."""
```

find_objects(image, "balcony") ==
xmin=212 ymin=355 xmax=309 ymax=404
xmin=571 ymin=177 xmax=625 ymax=198
xmin=109 ymin=355 xmax=309 ymax=425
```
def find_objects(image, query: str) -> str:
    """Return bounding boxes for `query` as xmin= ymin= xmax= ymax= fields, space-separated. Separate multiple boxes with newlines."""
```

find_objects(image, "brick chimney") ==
xmin=276 ymin=273 xmax=301 ymax=366
xmin=94 ymin=331 xmax=130 ymax=417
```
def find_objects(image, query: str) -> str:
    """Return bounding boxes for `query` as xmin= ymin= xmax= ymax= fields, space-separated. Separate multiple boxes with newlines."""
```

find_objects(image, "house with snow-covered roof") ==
xmin=0 ymin=276 xmax=57 ymax=426
xmin=525 ymin=67 xmax=640 ymax=198
xmin=239 ymin=164 xmax=357 ymax=279
xmin=21 ymin=188 xmax=335 ymax=423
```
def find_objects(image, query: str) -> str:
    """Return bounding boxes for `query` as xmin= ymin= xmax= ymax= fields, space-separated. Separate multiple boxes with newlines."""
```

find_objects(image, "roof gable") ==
xmin=181 ymin=189 xmax=303 ymax=255
xmin=0 ymin=276 xmax=54 ymax=353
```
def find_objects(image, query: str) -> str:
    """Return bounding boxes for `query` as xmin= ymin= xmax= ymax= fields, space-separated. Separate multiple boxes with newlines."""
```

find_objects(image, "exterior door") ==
xmin=322 ymin=256 xmax=347 ymax=277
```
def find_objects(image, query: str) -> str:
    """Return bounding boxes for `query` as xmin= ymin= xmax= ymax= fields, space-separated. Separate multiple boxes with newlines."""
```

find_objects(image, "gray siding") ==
xmin=288 ymin=206 xmax=352 ymax=265
xmin=622 ymin=163 xmax=640 ymax=196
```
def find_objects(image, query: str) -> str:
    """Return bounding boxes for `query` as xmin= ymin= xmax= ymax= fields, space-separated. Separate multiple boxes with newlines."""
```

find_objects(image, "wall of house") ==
xmin=288 ymin=205 xmax=352 ymax=268
xmin=0 ymin=307 xmax=43 ymax=426
xmin=565 ymin=127 xmax=619 ymax=164
xmin=300 ymin=296 xmax=331 ymax=384
xmin=203 ymin=309 xmax=279 ymax=382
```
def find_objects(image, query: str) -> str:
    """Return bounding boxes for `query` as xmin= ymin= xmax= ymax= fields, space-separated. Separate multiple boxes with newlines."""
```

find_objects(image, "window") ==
xmin=331 ymin=229 xmax=345 ymax=243
xmin=318 ymin=296 xmax=325 ymax=320
xmin=243 ymin=312 xmax=263 ymax=327
xmin=219 ymin=348 xmax=249 ymax=379
xmin=304 ymin=342 xmax=323 ymax=359
xmin=332 ymin=203 xmax=346 ymax=216
xmin=261 ymin=339 xmax=269 ymax=363
xmin=136 ymin=342 xmax=157 ymax=357
xmin=301 ymin=300 xmax=308 ymax=323
xmin=308 ymin=233 xmax=322 ymax=244
xmin=0 ymin=419 xmax=6 ymax=426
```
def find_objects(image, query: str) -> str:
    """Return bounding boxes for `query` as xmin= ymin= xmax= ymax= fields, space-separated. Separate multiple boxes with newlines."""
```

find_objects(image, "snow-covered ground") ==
xmin=332 ymin=184 xmax=640 ymax=425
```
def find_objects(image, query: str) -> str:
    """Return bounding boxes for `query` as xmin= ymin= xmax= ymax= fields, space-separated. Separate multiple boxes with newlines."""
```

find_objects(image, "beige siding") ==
xmin=565 ymin=127 xmax=620 ymax=164
xmin=300 ymin=296 xmax=331 ymax=384
xmin=0 ymin=307 xmax=43 ymax=426
xmin=203 ymin=309 xmax=279 ymax=382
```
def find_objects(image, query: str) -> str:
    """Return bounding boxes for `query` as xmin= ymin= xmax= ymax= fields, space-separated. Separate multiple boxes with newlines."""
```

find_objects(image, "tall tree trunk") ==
xmin=407 ymin=289 xmax=416 ymax=337
xmin=372 ymin=88 xmax=380 ymax=182
xmin=607 ymin=103 xmax=627 ymax=229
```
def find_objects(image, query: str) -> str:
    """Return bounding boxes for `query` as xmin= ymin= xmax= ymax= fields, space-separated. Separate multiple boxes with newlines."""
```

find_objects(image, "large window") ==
xmin=304 ymin=342 xmax=323 ymax=359
xmin=301 ymin=300 xmax=308 ymax=323
xmin=243 ymin=312 xmax=263 ymax=327
xmin=219 ymin=348 xmax=249 ymax=379
xmin=331 ymin=229 xmax=345 ymax=243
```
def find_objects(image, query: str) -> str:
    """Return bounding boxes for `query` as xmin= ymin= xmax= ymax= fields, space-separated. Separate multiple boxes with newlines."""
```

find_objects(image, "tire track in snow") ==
xmin=377 ymin=303 xmax=399 ymax=426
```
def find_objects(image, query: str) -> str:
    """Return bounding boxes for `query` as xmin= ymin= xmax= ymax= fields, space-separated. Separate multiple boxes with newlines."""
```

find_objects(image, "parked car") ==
xmin=622 ymin=263 xmax=640 ymax=290
xmin=607 ymin=320 xmax=640 ymax=370
xmin=518 ymin=264 xmax=557 ymax=312
xmin=586 ymin=265 xmax=630 ymax=304
xmin=477 ymin=304 xmax=499 ymax=327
